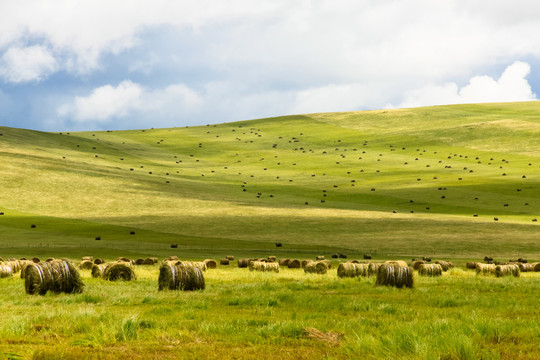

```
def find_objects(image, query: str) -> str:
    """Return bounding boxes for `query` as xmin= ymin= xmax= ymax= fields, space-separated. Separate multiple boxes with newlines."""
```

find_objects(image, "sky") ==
xmin=1 ymin=0 xmax=540 ymax=131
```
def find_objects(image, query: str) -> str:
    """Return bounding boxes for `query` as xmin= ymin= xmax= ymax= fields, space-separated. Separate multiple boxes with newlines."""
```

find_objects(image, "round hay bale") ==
xmin=237 ymin=258 xmax=250 ymax=268
xmin=24 ymin=259 xmax=84 ymax=295
xmin=19 ymin=261 xmax=33 ymax=279
xmin=517 ymin=263 xmax=535 ymax=272
xmin=418 ymin=263 xmax=443 ymax=277
xmin=349 ymin=259 xmax=360 ymax=264
xmin=321 ymin=260 xmax=332 ymax=269
xmin=220 ymin=259 xmax=230 ymax=266
xmin=363 ymin=254 xmax=372 ymax=260
xmin=32 ymin=257 xmax=40 ymax=263
xmin=203 ymin=259 xmax=217 ymax=269
xmin=495 ymin=264 xmax=520 ymax=277
xmin=187 ymin=261 xmax=207 ymax=272
xmin=301 ymin=259 xmax=313 ymax=268
xmin=338 ymin=253 xmax=347 ymax=259
xmin=94 ymin=258 xmax=105 ymax=265
xmin=79 ymin=260 xmax=94 ymax=270
xmin=165 ymin=256 xmax=179 ymax=262
xmin=91 ymin=264 xmax=106 ymax=278
xmin=484 ymin=256 xmax=493 ymax=262
xmin=375 ymin=263 xmax=413 ymax=288
xmin=158 ymin=261 xmax=205 ymax=291
xmin=411 ymin=260 xmax=426 ymax=270
xmin=331 ymin=253 xmax=339 ymax=259
xmin=304 ymin=261 xmax=328 ymax=274
xmin=142 ymin=258 xmax=155 ymax=265
xmin=103 ymin=262 xmax=136 ymax=281
xmin=249 ymin=261 xmax=279 ymax=273
xmin=337 ymin=262 xmax=368 ymax=278
xmin=135 ymin=258 xmax=145 ymax=265
xmin=476 ymin=263 xmax=496 ymax=275
xmin=0 ymin=264 xmax=13 ymax=278
xmin=316 ymin=256 xmax=325 ymax=261
xmin=435 ymin=260 xmax=454 ymax=272
xmin=466 ymin=262 xmax=478 ymax=270
xmin=267 ymin=256 xmax=277 ymax=262
xmin=287 ymin=259 xmax=301 ymax=268
xmin=226 ymin=255 xmax=235 ymax=261
xmin=385 ymin=260 xmax=408 ymax=267
xmin=5 ymin=260 xmax=21 ymax=273
xmin=82 ymin=256 xmax=93 ymax=262
xmin=116 ymin=257 xmax=130 ymax=262
xmin=45 ymin=258 xmax=55 ymax=263
xmin=368 ymin=263 xmax=382 ymax=277
xmin=534 ymin=263 xmax=540 ymax=272
xmin=275 ymin=242 xmax=282 ymax=247
xmin=279 ymin=259 xmax=291 ymax=266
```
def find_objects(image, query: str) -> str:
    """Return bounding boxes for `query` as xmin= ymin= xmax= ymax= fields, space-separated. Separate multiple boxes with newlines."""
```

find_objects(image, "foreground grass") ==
xmin=0 ymin=264 xmax=539 ymax=359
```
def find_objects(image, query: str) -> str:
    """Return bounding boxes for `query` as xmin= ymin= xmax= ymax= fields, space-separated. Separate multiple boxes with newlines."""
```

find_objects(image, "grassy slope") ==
xmin=0 ymin=102 xmax=539 ymax=260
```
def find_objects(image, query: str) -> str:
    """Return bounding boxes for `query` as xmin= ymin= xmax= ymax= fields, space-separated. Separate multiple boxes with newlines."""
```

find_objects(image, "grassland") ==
xmin=0 ymin=102 xmax=539 ymax=260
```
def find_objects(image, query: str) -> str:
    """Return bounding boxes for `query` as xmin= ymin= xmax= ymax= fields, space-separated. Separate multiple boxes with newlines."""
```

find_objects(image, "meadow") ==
xmin=0 ymin=101 xmax=539 ymax=358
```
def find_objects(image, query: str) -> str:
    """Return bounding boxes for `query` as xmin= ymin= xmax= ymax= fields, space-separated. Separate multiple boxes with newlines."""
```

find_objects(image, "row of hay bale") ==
xmin=475 ymin=263 xmax=522 ymax=277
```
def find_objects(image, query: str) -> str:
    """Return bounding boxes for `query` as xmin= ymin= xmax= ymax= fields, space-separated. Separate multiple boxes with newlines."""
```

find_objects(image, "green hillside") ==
xmin=0 ymin=102 xmax=539 ymax=260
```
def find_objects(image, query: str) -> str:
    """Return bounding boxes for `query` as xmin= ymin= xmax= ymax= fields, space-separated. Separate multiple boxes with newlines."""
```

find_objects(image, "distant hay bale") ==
xmin=363 ymin=254 xmax=372 ymax=260
xmin=0 ymin=264 xmax=13 ymax=278
xmin=368 ymin=263 xmax=382 ymax=277
xmin=237 ymin=258 xmax=250 ymax=268
xmin=418 ymin=264 xmax=443 ymax=277
xmin=476 ymin=263 xmax=496 ymax=276
xmin=304 ymin=261 xmax=328 ymax=274
xmin=338 ymin=253 xmax=347 ymax=259
xmin=267 ymin=256 xmax=277 ymax=262
xmin=301 ymin=260 xmax=313 ymax=268
xmin=411 ymin=260 xmax=426 ymax=270
xmin=435 ymin=260 xmax=454 ymax=272
xmin=484 ymin=256 xmax=493 ymax=262
xmin=226 ymin=255 xmax=235 ymax=261
xmin=94 ymin=258 xmax=105 ymax=265
xmin=466 ymin=262 xmax=478 ymax=270
xmin=103 ymin=262 xmax=136 ymax=281
xmin=79 ymin=260 xmax=94 ymax=270
xmin=32 ymin=257 xmax=40 ymax=263
xmin=203 ymin=259 xmax=217 ymax=269
xmin=135 ymin=258 xmax=145 ymax=265
xmin=5 ymin=260 xmax=21 ymax=273
xmin=187 ymin=261 xmax=207 ymax=272
xmin=316 ymin=256 xmax=325 ymax=261
xmin=287 ymin=259 xmax=301 ymax=268
xmin=249 ymin=261 xmax=279 ymax=273
xmin=321 ymin=260 xmax=332 ymax=269
xmin=517 ymin=263 xmax=535 ymax=272
xmin=165 ymin=256 xmax=179 ymax=261
xmin=24 ymin=259 xmax=84 ymax=295
xmin=279 ymin=259 xmax=290 ymax=266
xmin=534 ymin=263 xmax=540 ymax=272
xmin=275 ymin=242 xmax=282 ymax=247
xmin=142 ymin=258 xmax=155 ymax=265
xmin=116 ymin=257 xmax=130 ymax=262
xmin=158 ymin=261 xmax=205 ymax=291
xmin=220 ymin=259 xmax=230 ymax=265
xmin=385 ymin=260 xmax=408 ymax=267
xmin=495 ymin=264 xmax=520 ymax=277
xmin=375 ymin=263 xmax=413 ymax=288
xmin=82 ymin=256 xmax=93 ymax=262
xmin=45 ymin=258 xmax=55 ymax=262
xmin=337 ymin=262 xmax=368 ymax=278
xmin=91 ymin=264 xmax=107 ymax=278
xmin=331 ymin=253 xmax=339 ymax=259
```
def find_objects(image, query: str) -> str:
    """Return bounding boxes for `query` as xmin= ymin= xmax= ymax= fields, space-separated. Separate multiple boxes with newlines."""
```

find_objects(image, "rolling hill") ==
xmin=0 ymin=102 xmax=539 ymax=260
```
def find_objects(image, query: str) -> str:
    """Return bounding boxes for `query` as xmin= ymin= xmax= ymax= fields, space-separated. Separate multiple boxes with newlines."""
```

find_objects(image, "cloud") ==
xmin=397 ymin=61 xmax=537 ymax=108
xmin=0 ymin=45 xmax=57 ymax=83
xmin=58 ymin=81 xmax=203 ymax=126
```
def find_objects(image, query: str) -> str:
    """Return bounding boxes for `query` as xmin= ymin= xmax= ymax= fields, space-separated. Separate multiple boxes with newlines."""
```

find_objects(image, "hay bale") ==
xmin=338 ymin=253 xmax=347 ymax=259
xmin=385 ymin=260 xmax=408 ymax=267
xmin=476 ymin=263 xmax=496 ymax=275
xmin=363 ymin=254 xmax=372 ymax=260
xmin=226 ymin=255 xmax=235 ymax=261
xmin=533 ymin=263 xmax=540 ymax=272
xmin=19 ymin=261 xmax=33 ymax=279
xmin=495 ymin=264 xmax=520 ymax=277
xmin=484 ymin=256 xmax=493 ymax=262
xmin=287 ymin=259 xmax=301 ymax=268
xmin=116 ymin=257 xmax=130 ymax=262
xmin=321 ymin=259 xmax=332 ymax=269
xmin=267 ymin=256 xmax=277 ymax=262
xmin=158 ymin=261 xmax=205 ymax=291
xmin=304 ymin=261 xmax=328 ymax=274
xmin=237 ymin=258 xmax=250 ymax=268
xmin=5 ymin=260 xmax=21 ymax=273
xmin=375 ymin=263 xmax=413 ymax=288
xmin=301 ymin=259 xmax=313 ymax=268
xmin=331 ymin=253 xmax=339 ymax=259
xmin=249 ymin=261 xmax=279 ymax=273
xmin=517 ymin=263 xmax=535 ymax=272
xmin=165 ymin=256 xmax=179 ymax=261
xmin=203 ymin=259 xmax=217 ymax=269
xmin=337 ymin=262 xmax=368 ymax=278
xmin=142 ymin=258 xmax=155 ymax=265
xmin=316 ymin=256 xmax=325 ymax=261
xmin=32 ymin=257 xmax=40 ymax=263
xmin=411 ymin=260 xmax=426 ymax=270
xmin=94 ymin=258 xmax=105 ymax=265
xmin=79 ymin=260 xmax=94 ymax=270
xmin=368 ymin=263 xmax=382 ymax=277
xmin=275 ymin=242 xmax=282 ymax=247
xmin=24 ymin=259 xmax=84 ymax=295
xmin=91 ymin=264 xmax=107 ymax=278
xmin=434 ymin=260 xmax=454 ymax=271
xmin=82 ymin=256 xmax=93 ymax=262
xmin=466 ymin=262 xmax=478 ymax=269
xmin=188 ymin=261 xmax=207 ymax=272
xmin=0 ymin=264 xmax=13 ymax=278
xmin=220 ymin=259 xmax=230 ymax=265
xmin=45 ymin=258 xmax=55 ymax=262
xmin=279 ymin=259 xmax=290 ymax=266
xmin=103 ymin=262 xmax=136 ymax=281
xmin=135 ymin=258 xmax=145 ymax=265
xmin=418 ymin=263 xmax=443 ymax=277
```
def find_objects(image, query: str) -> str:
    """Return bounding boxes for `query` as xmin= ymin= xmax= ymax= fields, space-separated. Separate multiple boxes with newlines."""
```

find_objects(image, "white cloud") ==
xmin=0 ymin=45 xmax=57 ymax=83
xmin=398 ymin=61 xmax=537 ymax=108
xmin=58 ymin=81 xmax=203 ymax=125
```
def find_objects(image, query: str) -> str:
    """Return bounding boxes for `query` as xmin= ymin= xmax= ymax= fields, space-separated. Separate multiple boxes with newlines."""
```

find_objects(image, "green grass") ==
xmin=1 ymin=102 xmax=539 ymax=260
xmin=0 ymin=266 xmax=539 ymax=359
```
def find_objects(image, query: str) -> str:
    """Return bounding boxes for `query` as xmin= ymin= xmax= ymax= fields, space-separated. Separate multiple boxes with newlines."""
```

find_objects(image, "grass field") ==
xmin=0 ymin=102 xmax=539 ymax=358
xmin=0 ymin=102 xmax=539 ymax=261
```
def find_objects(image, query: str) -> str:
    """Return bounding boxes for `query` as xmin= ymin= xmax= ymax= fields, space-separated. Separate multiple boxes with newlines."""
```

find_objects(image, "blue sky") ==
xmin=1 ymin=0 xmax=540 ymax=131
